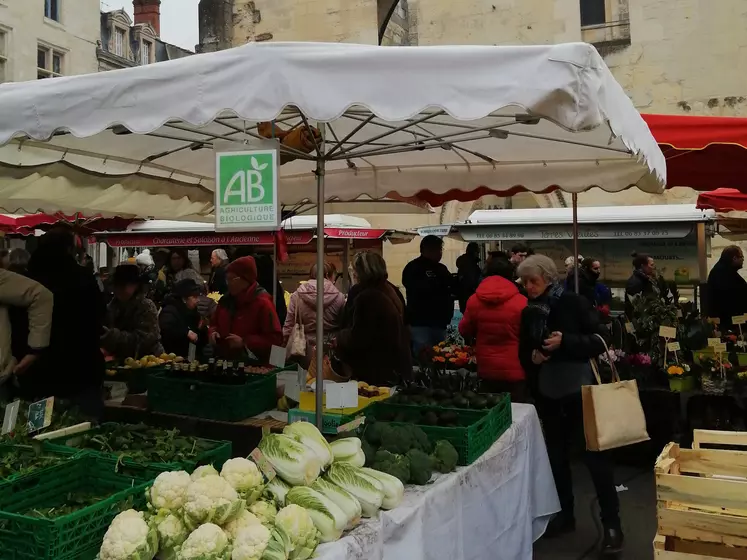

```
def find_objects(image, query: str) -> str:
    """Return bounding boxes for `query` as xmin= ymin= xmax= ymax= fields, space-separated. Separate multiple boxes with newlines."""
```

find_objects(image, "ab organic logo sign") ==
xmin=215 ymin=150 xmax=278 ymax=230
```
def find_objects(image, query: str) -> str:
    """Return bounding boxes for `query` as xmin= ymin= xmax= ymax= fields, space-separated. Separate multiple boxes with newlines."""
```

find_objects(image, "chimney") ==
xmin=133 ymin=0 xmax=161 ymax=36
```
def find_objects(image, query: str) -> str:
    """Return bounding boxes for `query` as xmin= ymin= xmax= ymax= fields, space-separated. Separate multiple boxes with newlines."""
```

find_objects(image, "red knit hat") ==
xmin=227 ymin=256 xmax=258 ymax=284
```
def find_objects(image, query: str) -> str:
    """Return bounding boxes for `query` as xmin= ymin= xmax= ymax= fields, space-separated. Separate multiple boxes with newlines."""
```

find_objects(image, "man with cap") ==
xmin=209 ymin=256 xmax=282 ymax=363
xmin=159 ymin=279 xmax=205 ymax=358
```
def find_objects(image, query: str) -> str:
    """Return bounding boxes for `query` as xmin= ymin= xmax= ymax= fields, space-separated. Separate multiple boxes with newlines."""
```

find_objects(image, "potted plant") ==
xmin=698 ymin=353 xmax=733 ymax=395
xmin=666 ymin=363 xmax=693 ymax=392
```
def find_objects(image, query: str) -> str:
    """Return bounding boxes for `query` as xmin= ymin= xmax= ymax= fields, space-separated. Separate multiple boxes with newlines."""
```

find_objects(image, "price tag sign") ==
xmin=676 ymin=309 xmax=683 ymax=318
xmin=249 ymin=448 xmax=276 ymax=482
xmin=27 ymin=397 xmax=54 ymax=433
xmin=659 ymin=326 xmax=677 ymax=339
xmin=708 ymin=317 xmax=721 ymax=325
xmin=708 ymin=338 xmax=722 ymax=347
xmin=337 ymin=416 xmax=365 ymax=434
xmin=625 ymin=322 xmax=635 ymax=334
xmin=712 ymin=342 xmax=728 ymax=354
xmin=269 ymin=345 xmax=286 ymax=368
xmin=734 ymin=315 xmax=747 ymax=326
xmin=2 ymin=400 xmax=20 ymax=435
xmin=667 ymin=342 xmax=681 ymax=351
xmin=325 ymin=382 xmax=359 ymax=409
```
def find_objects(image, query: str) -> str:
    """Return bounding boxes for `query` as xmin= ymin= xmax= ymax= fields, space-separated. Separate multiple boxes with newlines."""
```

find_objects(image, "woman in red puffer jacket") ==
xmin=459 ymin=256 xmax=528 ymax=401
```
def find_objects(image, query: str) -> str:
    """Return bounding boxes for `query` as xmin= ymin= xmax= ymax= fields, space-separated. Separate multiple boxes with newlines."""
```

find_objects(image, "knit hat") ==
xmin=227 ymin=256 xmax=257 ymax=284
xmin=112 ymin=264 xmax=141 ymax=286
xmin=135 ymin=249 xmax=154 ymax=267
xmin=174 ymin=279 xmax=202 ymax=298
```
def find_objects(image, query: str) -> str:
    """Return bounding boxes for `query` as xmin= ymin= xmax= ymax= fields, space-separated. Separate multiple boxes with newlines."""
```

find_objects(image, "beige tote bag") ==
xmin=582 ymin=334 xmax=650 ymax=452
xmin=287 ymin=297 xmax=307 ymax=359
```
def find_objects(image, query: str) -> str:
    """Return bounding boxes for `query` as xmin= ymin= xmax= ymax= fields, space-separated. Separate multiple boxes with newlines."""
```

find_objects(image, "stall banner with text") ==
xmin=215 ymin=150 xmax=279 ymax=231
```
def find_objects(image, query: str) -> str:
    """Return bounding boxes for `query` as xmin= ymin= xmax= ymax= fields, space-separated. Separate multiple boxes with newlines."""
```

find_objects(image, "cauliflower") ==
xmin=177 ymin=523 xmax=231 ymax=560
xmin=151 ymin=512 xmax=189 ymax=560
xmin=99 ymin=509 xmax=158 ymax=560
xmin=221 ymin=458 xmax=265 ymax=505
xmin=248 ymin=500 xmax=277 ymax=526
xmin=191 ymin=465 xmax=220 ymax=480
xmin=231 ymin=524 xmax=290 ymax=560
xmin=183 ymin=475 xmax=245 ymax=531
xmin=222 ymin=509 xmax=262 ymax=542
xmin=148 ymin=471 xmax=191 ymax=513
xmin=274 ymin=504 xmax=320 ymax=560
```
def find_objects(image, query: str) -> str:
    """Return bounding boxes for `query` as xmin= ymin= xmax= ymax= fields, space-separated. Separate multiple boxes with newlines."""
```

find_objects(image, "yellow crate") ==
xmin=656 ymin=432 xmax=747 ymax=550
xmin=654 ymin=533 xmax=747 ymax=559
xmin=298 ymin=391 xmax=388 ymax=414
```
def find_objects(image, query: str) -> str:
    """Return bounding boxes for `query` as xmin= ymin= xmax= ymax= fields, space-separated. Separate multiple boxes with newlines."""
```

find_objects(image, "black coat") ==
xmin=455 ymin=253 xmax=482 ymax=313
xmin=209 ymin=264 xmax=228 ymax=295
xmin=402 ymin=256 xmax=455 ymax=328
xmin=624 ymin=270 xmax=657 ymax=319
xmin=159 ymin=295 xmax=204 ymax=358
xmin=21 ymin=249 xmax=106 ymax=398
xmin=706 ymin=259 xmax=747 ymax=327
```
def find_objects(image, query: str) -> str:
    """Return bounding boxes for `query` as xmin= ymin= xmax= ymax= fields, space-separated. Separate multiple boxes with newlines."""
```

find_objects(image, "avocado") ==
xmin=462 ymin=390 xmax=477 ymax=400
xmin=440 ymin=399 xmax=453 ymax=408
xmin=379 ymin=411 xmax=396 ymax=422
xmin=439 ymin=411 xmax=459 ymax=425
xmin=433 ymin=389 xmax=450 ymax=401
xmin=486 ymin=394 xmax=502 ymax=407
xmin=394 ymin=412 xmax=407 ymax=422
xmin=452 ymin=396 xmax=469 ymax=408
xmin=423 ymin=388 xmax=435 ymax=398
xmin=470 ymin=396 xmax=488 ymax=409
xmin=410 ymin=394 xmax=426 ymax=404
xmin=420 ymin=411 xmax=439 ymax=425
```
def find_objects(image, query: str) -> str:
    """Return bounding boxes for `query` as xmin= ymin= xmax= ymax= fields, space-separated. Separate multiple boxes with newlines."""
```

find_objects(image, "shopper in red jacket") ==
xmin=209 ymin=256 xmax=282 ymax=363
xmin=459 ymin=256 xmax=528 ymax=401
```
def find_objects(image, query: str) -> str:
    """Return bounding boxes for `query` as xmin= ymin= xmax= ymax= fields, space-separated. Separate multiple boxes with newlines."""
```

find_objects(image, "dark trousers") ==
xmin=536 ymin=392 xmax=620 ymax=527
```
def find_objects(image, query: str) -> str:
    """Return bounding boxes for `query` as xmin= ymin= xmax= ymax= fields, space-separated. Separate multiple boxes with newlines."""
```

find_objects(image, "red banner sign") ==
xmin=323 ymin=228 xmax=388 ymax=239
xmin=104 ymin=230 xmax=313 ymax=248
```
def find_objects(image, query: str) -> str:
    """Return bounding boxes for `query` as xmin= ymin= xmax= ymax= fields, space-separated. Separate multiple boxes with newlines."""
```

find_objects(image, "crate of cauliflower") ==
xmin=0 ymin=454 xmax=150 ymax=560
xmin=95 ymin=421 xmax=413 ymax=559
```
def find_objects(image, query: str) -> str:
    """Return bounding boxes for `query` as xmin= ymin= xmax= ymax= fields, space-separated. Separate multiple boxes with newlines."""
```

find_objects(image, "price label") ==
xmin=337 ymin=416 xmax=365 ymax=434
xmin=734 ymin=315 xmax=747 ymax=326
xmin=27 ymin=397 xmax=54 ymax=433
xmin=2 ymin=400 xmax=20 ymax=435
xmin=708 ymin=338 xmax=722 ymax=347
xmin=325 ymin=382 xmax=359 ymax=409
xmin=667 ymin=342 xmax=681 ymax=351
xmin=269 ymin=345 xmax=286 ymax=368
xmin=659 ymin=326 xmax=677 ymax=339
xmin=708 ymin=317 xmax=721 ymax=325
xmin=625 ymin=322 xmax=635 ymax=334
xmin=249 ymin=448 xmax=276 ymax=482
xmin=712 ymin=342 xmax=728 ymax=354
xmin=676 ymin=309 xmax=683 ymax=318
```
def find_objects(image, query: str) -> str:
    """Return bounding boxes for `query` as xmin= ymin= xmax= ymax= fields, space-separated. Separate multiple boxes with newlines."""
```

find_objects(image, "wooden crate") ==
xmin=656 ymin=431 xmax=747 ymax=552
xmin=654 ymin=533 xmax=747 ymax=559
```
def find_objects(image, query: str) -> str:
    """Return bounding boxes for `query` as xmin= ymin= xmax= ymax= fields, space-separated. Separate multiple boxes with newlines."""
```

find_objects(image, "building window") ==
xmin=580 ymin=0 xmax=606 ymax=26
xmin=114 ymin=28 xmax=126 ymax=57
xmin=141 ymin=40 xmax=151 ymax=65
xmin=0 ymin=31 xmax=7 ymax=84
xmin=37 ymin=45 xmax=63 ymax=79
xmin=44 ymin=0 xmax=60 ymax=22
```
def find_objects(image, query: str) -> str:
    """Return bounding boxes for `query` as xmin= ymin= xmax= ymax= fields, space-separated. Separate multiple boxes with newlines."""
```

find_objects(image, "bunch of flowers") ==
xmin=666 ymin=364 xmax=691 ymax=377
xmin=698 ymin=354 xmax=732 ymax=376
xmin=625 ymin=353 xmax=652 ymax=367
xmin=431 ymin=341 xmax=475 ymax=369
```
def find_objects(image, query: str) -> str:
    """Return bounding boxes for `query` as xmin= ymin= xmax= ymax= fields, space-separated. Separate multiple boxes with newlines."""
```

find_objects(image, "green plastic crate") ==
xmin=106 ymin=365 xmax=168 ymax=394
xmin=366 ymin=395 xmax=512 ymax=465
xmin=147 ymin=372 xmax=277 ymax=422
xmin=287 ymin=407 xmax=368 ymax=435
xmin=0 ymin=444 xmax=85 ymax=484
xmin=42 ymin=423 xmax=232 ymax=481
xmin=0 ymin=455 xmax=149 ymax=560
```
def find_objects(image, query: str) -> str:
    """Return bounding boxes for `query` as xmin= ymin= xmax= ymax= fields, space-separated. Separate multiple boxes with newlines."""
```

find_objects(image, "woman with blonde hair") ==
xmin=335 ymin=252 xmax=410 ymax=386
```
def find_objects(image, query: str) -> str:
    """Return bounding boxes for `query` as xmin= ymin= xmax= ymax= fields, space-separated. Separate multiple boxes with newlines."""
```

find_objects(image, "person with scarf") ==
xmin=209 ymin=256 xmax=282 ymax=363
xmin=517 ymin=254 xmax=622 ymax=554
xmin=624 ymin=252 xmax=658 ymax=319
xmin=336 ymin=252 xmax=411 ymax=387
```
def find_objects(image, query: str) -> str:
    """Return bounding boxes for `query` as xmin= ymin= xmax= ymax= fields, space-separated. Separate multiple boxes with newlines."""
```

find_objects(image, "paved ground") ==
xmin=533 ymin=464 xmax=657 ymax=560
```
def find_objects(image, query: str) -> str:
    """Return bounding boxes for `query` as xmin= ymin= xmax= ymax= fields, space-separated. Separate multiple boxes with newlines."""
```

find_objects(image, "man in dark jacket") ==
xmin=402 ymin=235 xmax=454 ymax=357
xmin=22 ymin=228 xmax=106 ymax=417
xmin=624 ymin=253 xmax=658 ymax=319
xmin=159 ymin=279 xmax=205 ymax=358
xmin=707 ymin=246 xmax=747 ymax=327
xmin=209 ymin=249 xmax=229 ymax=295
xmin=455 ymin=242 xmax=482 ymax=313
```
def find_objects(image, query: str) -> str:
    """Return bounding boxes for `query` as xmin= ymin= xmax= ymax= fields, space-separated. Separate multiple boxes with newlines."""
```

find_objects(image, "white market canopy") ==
xmin=420 ymin=204 xmax=715 ymax=242
xmin=0 ymin=41 xmax=665 ymax=221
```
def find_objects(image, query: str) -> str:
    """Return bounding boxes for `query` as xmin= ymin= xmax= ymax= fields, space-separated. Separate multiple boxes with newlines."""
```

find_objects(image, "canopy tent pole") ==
xmin=572 ymin=193 xmax=580 ymax=293
xmin=315 ymin=124 xmax=327 ymax=430
xmin=341 ymin=240 xmax=350 ymax=293
xmin=272 ymin=235 xmax=278 ymax=311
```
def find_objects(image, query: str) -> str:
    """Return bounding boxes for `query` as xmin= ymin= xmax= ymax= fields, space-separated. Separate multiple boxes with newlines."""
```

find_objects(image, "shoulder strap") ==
xmin=590 ymin=333 xmax=619 ymax=384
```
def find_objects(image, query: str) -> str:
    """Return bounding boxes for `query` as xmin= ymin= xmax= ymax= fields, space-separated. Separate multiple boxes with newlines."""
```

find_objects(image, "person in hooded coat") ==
xmin=706 ymin=245 xmax=747 ymax=328
xmin=459 ymin=256 xmax=527 ymax=401
xmin=23 ymin=227 xmax=106 ymax=417
xmin=336 ymin=252 xmax=411 ymax=386
xmin=283 ymin=262 xmax=345 ymax=352
xmin=159 ymin=279 xmax=206 ymax=358
xmin=209 ymin=256 xmax=282 ymax=363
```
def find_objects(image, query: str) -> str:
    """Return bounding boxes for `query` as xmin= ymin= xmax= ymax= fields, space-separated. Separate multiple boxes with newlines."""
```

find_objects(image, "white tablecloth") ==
xmin=316 ymin=404 xmax=560 ymax=560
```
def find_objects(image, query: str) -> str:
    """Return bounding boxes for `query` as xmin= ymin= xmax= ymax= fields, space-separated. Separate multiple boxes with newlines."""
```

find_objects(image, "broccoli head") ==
xmin=408 ymin=425 xmax=432 ymax=453
xmin=430 ymin=440 xmax=459 ymax=473
xmin=379 ymin=424 xmax=415 ymax=455
xmin=364 ymin=420 xmax=386 ymax=446
xmin=371 ymin=450 xmax=411 ymax=485
xmin=406 ymin=448 xmax=433 ymax=485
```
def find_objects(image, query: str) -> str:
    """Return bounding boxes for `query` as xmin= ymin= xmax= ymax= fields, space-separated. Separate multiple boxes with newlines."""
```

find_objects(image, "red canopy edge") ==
xmin=696 ymin=188 xmax=747 ymax=212
xmin=642 ymin=114 xmax=747 ymax=150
